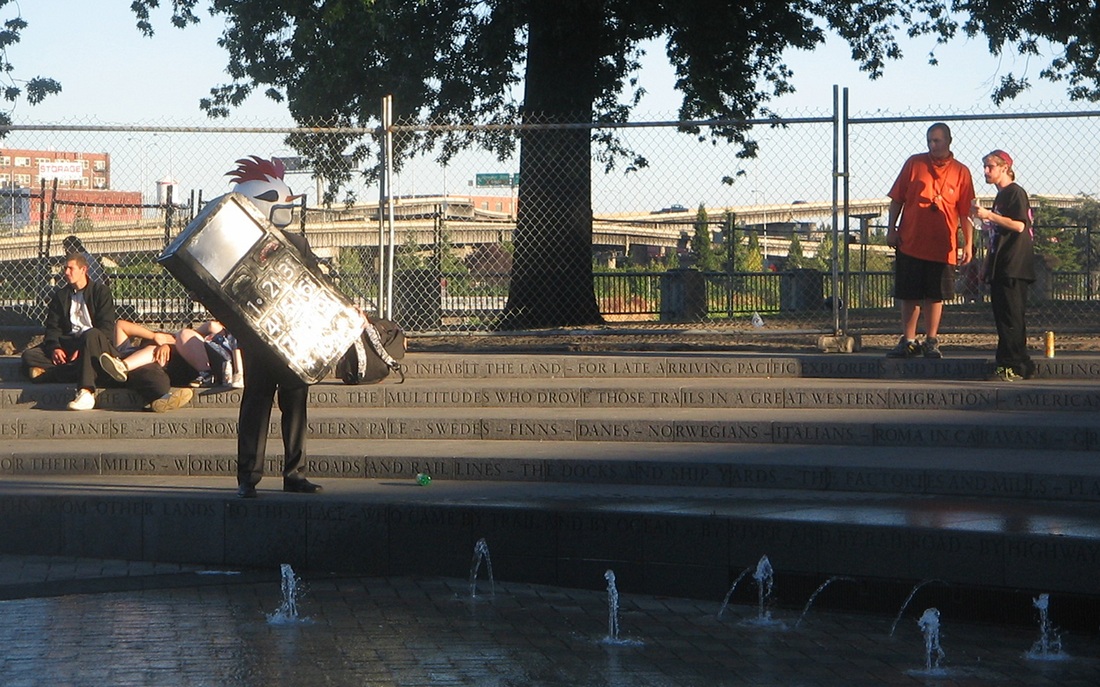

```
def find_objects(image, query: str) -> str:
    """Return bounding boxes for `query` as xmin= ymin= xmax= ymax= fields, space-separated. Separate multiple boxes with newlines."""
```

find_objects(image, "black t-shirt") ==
xmin=988 ymin=183 xmax=1035 ymax=282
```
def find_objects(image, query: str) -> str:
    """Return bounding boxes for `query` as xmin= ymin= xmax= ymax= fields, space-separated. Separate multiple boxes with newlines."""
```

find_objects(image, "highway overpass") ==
xmin=0 ymin=194 xmax=1083 ymax=263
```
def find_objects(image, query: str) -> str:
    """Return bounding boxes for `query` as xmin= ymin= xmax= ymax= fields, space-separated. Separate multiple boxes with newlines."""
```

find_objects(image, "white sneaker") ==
xmin=67 ymin=388 xmax=96 ymax=411
xmin=230 ymin=372 xmax=244 ymax=389
xmin=99 ymin=352 xmax=129 ymax=382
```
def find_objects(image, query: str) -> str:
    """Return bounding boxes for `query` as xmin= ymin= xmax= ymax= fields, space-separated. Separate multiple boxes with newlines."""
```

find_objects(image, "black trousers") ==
xmin=990 ymin=276 xmax=1032 ymax=375
xmin=236 ymin=343 xmax=309 ymax=487
xmin=23 ymin=329 xmax=173 ymax=404
xmin=21 ymin=329 xmax=107 ymax=388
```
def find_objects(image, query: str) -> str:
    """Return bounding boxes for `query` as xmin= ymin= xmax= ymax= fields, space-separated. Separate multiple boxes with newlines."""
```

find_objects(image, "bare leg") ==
xmin=112 ymin=321 xmax=131 ymax=349
xmin=175 ymin=329 xmax=213 ymax=372
xmin=900 ymin=300 xmax=921 ymax=340
xmin=193 ymin=320 xmax=223 ymax=338
xmin=229 ymin=346 xmax=245 ymax=387
xmin=122 ymin=345 xmax=158 ymax=370
xmin=923 ymin=299 xmax=944 ymax=339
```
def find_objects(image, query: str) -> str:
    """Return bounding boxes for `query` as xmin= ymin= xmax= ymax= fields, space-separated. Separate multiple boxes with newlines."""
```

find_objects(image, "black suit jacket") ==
xmin=43 ymin=279 xmax=117 ymax=353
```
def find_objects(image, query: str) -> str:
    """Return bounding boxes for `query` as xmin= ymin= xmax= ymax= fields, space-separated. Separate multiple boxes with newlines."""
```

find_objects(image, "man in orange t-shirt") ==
xmin=885 ymin=122 xmax=975 ymax=359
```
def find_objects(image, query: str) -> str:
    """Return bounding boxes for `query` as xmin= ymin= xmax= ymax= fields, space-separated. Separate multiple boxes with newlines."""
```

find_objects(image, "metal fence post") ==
xmin=1088 ymin=219 xmax=1095 ymax=300
xmin=840 ymin=86 xmax=851 ymax=334
xmin=379 ymin=94 xmax=396 ymax=321
xmin=830 ymin=85 xmax=842 ymax=334
xmin=36 ymin=179 xmax=46 ymax=260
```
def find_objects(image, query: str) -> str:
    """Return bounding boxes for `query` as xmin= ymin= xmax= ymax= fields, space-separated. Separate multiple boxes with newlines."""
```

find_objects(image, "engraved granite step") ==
xmin=395 ymin=352 xmax=1100 ymax=382
xmin=6 ymin=351 xmax=1100 ymax=383
xmin=4 ymin=438 xmax=1100 ymax=503
xmin=4 ymin=352 xmax=1099 ymax=505
xmin=3 ymin=405 xmax=1098 ymax=449
xmin=6 ymin=377 xmax=1100 ymax=412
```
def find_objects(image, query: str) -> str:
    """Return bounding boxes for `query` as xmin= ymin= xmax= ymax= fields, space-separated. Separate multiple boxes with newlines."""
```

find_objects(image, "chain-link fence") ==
xmin=1 ymin=97 xmax=1097 ymax=339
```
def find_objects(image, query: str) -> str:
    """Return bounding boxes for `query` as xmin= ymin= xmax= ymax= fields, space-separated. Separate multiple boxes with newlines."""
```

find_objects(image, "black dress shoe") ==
xmin=237 ymin=484 xmax=258 ymax=499
xmin=283 ymin=478 xmax=323 ymax=494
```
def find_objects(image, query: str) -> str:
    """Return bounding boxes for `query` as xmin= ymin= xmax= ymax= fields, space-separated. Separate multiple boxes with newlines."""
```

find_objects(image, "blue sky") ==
xmin=13 ymin=1 xmax=1077 ymax=125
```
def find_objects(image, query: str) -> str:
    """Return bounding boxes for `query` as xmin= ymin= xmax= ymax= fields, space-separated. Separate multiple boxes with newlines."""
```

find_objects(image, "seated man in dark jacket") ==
xmin=21 ymin=252 xmax=190 ymax=412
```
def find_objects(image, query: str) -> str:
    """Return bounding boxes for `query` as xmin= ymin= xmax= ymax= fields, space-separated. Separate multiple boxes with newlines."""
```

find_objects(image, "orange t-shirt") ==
xmin=887 ymin=153 xmax=975 ymax=264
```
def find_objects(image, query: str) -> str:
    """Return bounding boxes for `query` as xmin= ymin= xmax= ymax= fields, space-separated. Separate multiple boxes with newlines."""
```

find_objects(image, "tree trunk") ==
xmin=501 ymin=1 xmax=604 ymax=329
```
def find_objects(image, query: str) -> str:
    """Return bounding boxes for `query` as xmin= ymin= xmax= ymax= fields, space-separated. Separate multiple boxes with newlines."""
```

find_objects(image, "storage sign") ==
xmin=39 ymin=161 xmax=85 ymax=181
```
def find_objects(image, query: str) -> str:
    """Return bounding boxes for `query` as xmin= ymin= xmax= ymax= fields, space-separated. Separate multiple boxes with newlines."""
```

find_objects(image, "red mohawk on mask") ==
xmin=226 ymin=156 xmax=287 ymax=184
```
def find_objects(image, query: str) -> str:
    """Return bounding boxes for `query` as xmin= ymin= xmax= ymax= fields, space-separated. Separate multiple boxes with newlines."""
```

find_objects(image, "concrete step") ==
xmin=6 ymin=351 xmax=1098 ymax=506
xmin=1 ymin=474 xmax=1097 ymax=600
xmin=6 ymin=351 xmax=1100 ymax=382
xmin=400 ymin=351 xmax=1100 ymax=381
xmin=6 ymin=376 xmax=1100 ymax=412
xmin=3 ymin=404 xmax=1098 ymax=449
xmin=4 ymin=347 xmax=1100 ymax=606
xmin=3 ymin=437 xmax=1100 ymax=503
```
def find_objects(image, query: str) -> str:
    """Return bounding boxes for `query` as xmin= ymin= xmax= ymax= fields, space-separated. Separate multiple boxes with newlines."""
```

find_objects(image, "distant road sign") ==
xmin=475 ymin=173 xmax=513 ymax=188
xmin=274 ymin=155 xmax=357 ymax=173
xmin=273 ymin=156 xmax=307 ymax=172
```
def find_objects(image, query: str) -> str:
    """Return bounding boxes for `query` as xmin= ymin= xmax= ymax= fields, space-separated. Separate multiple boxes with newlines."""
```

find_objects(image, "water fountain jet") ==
xmin=716 ymin=564 xmax=754 ymax=619
xmin=795 ymin=576 xmax=854 ymax=628
xmin=600 ymin=570 xmax=643 ymax=646
xmin=752 ymin=555 xmax=774 ymax=622
xmin=889 ymin=579 xmax=946 ymax=636
xmin=605 ymin=569 xmax=620 ymax=641
xmin=917 ymin=608 xmax=946 ymax=673
xmin=469 ymin=538 xmax=495 ymax=599
xmin=267 ymin=563 xmax=306 ymax=624
xmin=1026 ymin=593 xmax=1067 ymax=661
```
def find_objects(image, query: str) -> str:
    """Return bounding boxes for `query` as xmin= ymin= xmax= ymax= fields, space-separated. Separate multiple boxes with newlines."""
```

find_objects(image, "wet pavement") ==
xmin=1 ymin=555 xmax=1098 ymax=686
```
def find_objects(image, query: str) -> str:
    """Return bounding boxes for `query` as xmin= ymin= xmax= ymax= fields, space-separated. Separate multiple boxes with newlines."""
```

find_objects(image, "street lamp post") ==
xmin=127 ymin=136 xmax=149 ymax=217
xmin=753 ymin=190 xmax=768 ymax=265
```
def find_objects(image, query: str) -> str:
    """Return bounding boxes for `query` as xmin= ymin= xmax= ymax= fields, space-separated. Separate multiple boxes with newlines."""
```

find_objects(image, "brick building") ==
xmin=0 ymin=148 xmax=111 ymax=190
xmin=0 ymin=148 xmax=142 ymax=229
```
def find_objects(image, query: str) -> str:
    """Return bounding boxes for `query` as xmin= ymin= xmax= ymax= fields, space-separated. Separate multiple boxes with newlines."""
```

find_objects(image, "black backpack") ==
xmin=336 ymin=318 xmax=406 ymax=384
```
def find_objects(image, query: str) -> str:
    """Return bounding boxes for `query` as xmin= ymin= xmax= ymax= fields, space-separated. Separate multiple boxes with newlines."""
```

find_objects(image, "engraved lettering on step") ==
xmin=504 ymin=421 xmax=567 ymax=437
xmin=519 ymin=361 xmax=563 ymax=375
xmin=645 ymin=423 xmax=762 ymax=441
xmin=101 ymin=457 xmax=158 ymax=472
xmin=53 ymin=422 xmax=113 ymax=437
xmin=0 ymin=420 xmax=28 ymax=436
xmin=152 ymin=421 xmax=192 ymax=437
xmin=577 ymin=422 xmax=634 ymax=438
xmin=574 ymin=361 xmax=608 ymax=375
xmin=773 ymin=424 xmax=860 ymax=443
xmin=420 ymin=421 xmax=483 ymax=437
xmin=200 ymin=420 xmax=238 ymax=436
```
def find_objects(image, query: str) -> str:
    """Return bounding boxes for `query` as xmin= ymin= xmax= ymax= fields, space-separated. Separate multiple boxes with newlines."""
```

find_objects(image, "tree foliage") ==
xmin=1032 ymin=198 xmax=1090 ymax=271
xmin=787 ymin=232 xmax=806 ymax=269
xmin=691 ymin=203 xmax=720 ymax=271
xmin=128 ymin=1 xmax=1100 ymax=120
xmin=742 ymin=231 xmax=763 ymax=274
